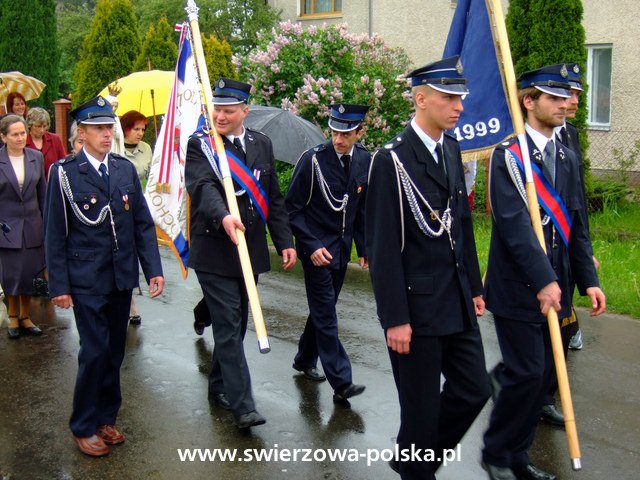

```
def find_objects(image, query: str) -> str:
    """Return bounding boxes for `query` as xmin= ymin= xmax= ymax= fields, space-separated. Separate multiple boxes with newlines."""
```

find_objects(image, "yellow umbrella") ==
xmin=99 ymin=70 xmax=174 ymax=118
xmin=0 ymin=71 xmax=46 ymax=104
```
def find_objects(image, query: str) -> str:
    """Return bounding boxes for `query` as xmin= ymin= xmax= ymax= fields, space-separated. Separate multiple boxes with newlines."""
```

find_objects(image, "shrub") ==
xmin=235 ymin=21 xmax=414 ymax=151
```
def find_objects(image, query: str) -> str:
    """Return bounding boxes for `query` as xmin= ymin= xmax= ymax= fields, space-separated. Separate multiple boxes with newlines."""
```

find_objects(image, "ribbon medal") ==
xmin=123 ymin=194 xmax=130 ymax=211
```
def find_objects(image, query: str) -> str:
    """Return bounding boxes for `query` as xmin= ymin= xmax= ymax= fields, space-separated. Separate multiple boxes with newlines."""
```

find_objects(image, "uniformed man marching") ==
xmin=44 ymin=96 xmax=164 ymax=457
xmin=481 ymin=64 xmax=605 ymax=480
xmin=366 ymin=56 xmax=490 ymax=479
xmin=185 ymin=78 xmax=296 ymax=429
xmin=285 ymin=103 xmax=370 ymax=401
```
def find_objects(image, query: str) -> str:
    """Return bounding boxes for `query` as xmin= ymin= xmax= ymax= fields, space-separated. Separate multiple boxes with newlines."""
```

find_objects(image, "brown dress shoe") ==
xmin=72 ymin=434 xmax=109 ymax=457
xmin=97 ymin=424 xmax=126 ymax=445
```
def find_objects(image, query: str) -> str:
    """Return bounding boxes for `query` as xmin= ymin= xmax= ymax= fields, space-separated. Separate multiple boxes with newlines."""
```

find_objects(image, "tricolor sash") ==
xmin=199 ymin=134 xmax=269 ymax=223
xmin=506 ymin=142 xmax=572 ymax=247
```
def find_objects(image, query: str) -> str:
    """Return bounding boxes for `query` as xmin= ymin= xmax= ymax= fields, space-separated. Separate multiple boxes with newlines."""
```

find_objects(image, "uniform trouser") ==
xmin=70 ymin=290 xmax=132 ymax=437
xmin=196 ymin=270 xmax=256 ymax=417
xmin=543 ymin=309 xmax=579 ymax=405
xmin=389 ymin=325 xmax=491 ymax=480
xmin=293 ymin=261 xmax=352 ymax=390
xmin=483 ymin=316 xmax=555 ymax=469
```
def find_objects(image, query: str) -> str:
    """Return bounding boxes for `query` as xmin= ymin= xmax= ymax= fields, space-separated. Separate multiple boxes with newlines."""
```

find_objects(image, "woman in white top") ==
xmin=0 ymin=115 xmax=46 ymax=338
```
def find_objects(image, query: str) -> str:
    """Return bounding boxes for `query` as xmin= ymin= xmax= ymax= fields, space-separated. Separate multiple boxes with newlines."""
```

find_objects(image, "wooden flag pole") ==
xmin=185 ymin=0 xmax=270 ymax=353
xmin=487 ymin=0 xmax=581 ymax=470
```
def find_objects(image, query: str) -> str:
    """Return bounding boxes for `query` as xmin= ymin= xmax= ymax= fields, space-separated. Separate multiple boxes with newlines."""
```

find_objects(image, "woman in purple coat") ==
xmin=0 ymin=114 xmax=46 ymax=338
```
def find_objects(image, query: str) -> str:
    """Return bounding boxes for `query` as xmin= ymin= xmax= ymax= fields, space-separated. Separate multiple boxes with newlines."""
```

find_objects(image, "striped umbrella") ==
xmin=0 ymin=71 xmax=46 ymax=105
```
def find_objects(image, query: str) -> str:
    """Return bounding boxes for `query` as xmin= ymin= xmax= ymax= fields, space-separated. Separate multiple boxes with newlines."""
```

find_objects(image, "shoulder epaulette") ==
xmin=59 ymin=154 xmax=76 ymax=165
xmin=383 ymin=135 xmax=404 ymax=150
xmin=444 ymin=132 xmax=458 ymax=141
xmin=245 ymin=127 xmax=268 ymax=138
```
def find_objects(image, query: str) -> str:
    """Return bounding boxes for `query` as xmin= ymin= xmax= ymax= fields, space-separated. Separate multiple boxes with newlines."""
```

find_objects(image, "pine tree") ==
xmin=73 ymin=0 xmax=142 ymax=106
xmin=134 ymin=17 xmax=178 ymax=72
xmin=0 ymin=0 xmax=61 ymax=108
xmin=202 ymin=35 xmax=236 ymax=84
xmin=506 ymin=0 xmax=590 ymax=184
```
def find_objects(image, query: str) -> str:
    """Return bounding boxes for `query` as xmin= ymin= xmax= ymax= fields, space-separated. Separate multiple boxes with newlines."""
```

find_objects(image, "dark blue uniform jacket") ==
xmin=286 ymin=141 xmax=369 ymax=269
xmin=44 ymin=152 xmax=162 ymax=297
xmin=484 ymin=135 xmax=599 ymax=322
xmin=366 ymin=127 xmax=483 ymax=336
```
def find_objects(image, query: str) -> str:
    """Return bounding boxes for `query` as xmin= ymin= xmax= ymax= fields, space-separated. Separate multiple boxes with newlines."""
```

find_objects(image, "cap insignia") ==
xmin=456 ymin=59 xmax=464 ymax=75
xmin=573 ymin=64 xmax=580 ymax=74
xmin=338 ymin=104 xmax=345 ymax=114
xmin=97 ymin=96 xmax=105 ymax=106
xmin=560 ymin=64 xmax=568 ymax=78
xmin=218 ymin=79 xmax=225 ymax=88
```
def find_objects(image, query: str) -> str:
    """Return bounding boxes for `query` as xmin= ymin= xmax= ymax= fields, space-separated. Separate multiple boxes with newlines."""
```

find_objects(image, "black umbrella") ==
xmin=245 ymin=105 xmax=326 ymax=165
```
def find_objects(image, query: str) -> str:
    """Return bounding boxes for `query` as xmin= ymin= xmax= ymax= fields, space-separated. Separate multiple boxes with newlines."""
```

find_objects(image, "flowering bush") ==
xmin=235 ymin=21 xmax=413 ymax=151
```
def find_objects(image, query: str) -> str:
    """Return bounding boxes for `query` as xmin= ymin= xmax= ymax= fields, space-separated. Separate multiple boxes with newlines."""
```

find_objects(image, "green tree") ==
xmin=506 ymin=0 xmax=591 ymax=184
xmin=199 ymin=0 xmax=281 ymax=55
xmin=57 ymin=3 xmax=94 ymax=97
xmin=202 ymin=35 xmax=236 ymax=83
xmin=73 ymin=0 xmax=142 ymax=105
xmin=0 ymin=0 xmax=61 ymax=108
xmin=135 ymin=0 xmax=280 ymax=55
xmin=134 ymin=17 xmax=178 ymax=71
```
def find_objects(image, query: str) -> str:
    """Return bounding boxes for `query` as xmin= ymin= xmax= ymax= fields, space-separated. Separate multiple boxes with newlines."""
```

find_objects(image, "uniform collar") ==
xmin=525 ymin=122 xmax=555 ymax=155
xmin=410 ymin=117 xmax=444 ymax=159
xmin=83 ymin=147 xmax=109 ymax=174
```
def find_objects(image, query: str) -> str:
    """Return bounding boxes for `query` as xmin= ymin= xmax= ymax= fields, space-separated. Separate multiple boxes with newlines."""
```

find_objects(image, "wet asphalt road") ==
xmin=1 ymin=247 xmax=638 ymax=480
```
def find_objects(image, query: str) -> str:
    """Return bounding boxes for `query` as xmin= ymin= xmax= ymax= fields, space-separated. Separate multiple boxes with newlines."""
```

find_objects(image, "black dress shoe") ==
xmin=7 ymin=327 xmax=20 ymax=339
xmin=513 ymin=463 xmax=556 ymax=480
xmin=481 ymin=462 xmax=517 ymax=480
xmin=209 ymin=392 xmax=231 ymax=410
xmin=234 ymin=411 xmax=266 ymax=429
xmin=129 ymin=315 xmax=142 ymax=325
xmin=540 ymin=404 xmax=565 ymax=428
xmin=292 ymin=364 xmax=326 ymax=382
xmin=333 ymin=383 xmax=366 ymax=402
xmin=194 ymin=319 xmax=206 ymax=335
xmin=20 ymin=325 xmax=42 ymax=336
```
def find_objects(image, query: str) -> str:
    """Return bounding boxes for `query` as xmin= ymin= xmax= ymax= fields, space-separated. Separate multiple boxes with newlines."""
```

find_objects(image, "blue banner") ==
xmin=443 ymin=0 xmax=513 ymax=152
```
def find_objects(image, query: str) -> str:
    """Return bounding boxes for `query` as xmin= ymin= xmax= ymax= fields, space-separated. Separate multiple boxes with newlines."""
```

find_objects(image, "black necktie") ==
xmin=434 ymin=143 xmax=447 ymax=179
xmin=560 ymin=126 xmax=569 ymax=146
xmin=98 ymin=162 xmax=109 ymax=190
xmin=341 ymin=154 xmax=351 ymax=177
xmin=232 ymin=137 xmax=245 ymax=162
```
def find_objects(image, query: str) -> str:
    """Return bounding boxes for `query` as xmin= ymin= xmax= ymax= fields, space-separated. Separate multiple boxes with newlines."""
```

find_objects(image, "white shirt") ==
xmin=410 ymin=117 xmax=444 ymax=164
xmin=84 ymin=148 xmax=109 ymax=176
xmin=228 ymin=128 xmax=247 ymax=151
xmin=337 ymin=146 xmax=355 ymax=169
xmin=525 ymin=122 xmax=556 ymax=155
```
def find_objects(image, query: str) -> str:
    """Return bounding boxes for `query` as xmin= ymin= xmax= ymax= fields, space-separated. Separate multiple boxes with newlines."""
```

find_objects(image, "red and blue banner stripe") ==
xmin=202 ymin=136 xmax=270 ymax=223
xmin=507 ymin=143 xmax=572 ymax=247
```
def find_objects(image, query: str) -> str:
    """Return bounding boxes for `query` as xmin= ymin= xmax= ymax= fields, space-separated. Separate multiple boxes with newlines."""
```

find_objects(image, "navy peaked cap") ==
xmin=518 ymin=64 xmax=572 ymax=98
xmin=406 ymin=55 xmax=469 ymax=95
xmin=328 ymin=104 xmax=369 ymax=132
xmin=70 ymin=96 xmax=116 ymax=125
xmin=212 ymin=78 xmax=251 ymax=105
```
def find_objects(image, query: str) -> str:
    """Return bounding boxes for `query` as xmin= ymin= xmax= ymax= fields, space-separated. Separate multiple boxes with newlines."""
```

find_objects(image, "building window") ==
xmin=301 ymin=0 xmax=342 ymax=16
xmin=586 ymin=45 xmax=613 ymax=128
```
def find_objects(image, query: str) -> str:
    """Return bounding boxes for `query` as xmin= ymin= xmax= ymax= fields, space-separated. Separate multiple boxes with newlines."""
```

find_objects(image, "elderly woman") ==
xmin=0 ymin=114 xmax=46 ymax=338
xmin=25 ymin=107 xmax=67 ymax=179
xmin=68 ymin=121 xmax=84 ymax=154
xmin=5 ymin=92 xmax=28 ymax=118
xmin=120 ymin=110 xmax=152 ymax=182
